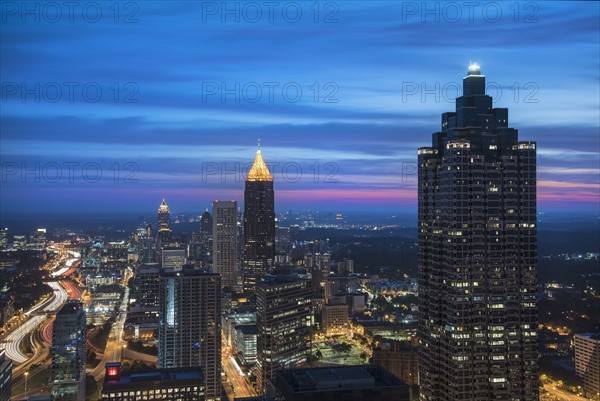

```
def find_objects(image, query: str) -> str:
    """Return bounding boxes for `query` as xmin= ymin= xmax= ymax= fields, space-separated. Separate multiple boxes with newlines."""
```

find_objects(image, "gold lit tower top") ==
xmin=246 ymin=140 xmax=273 ymax=182
xmin=158 ymin=198 xmax=169 ymax=212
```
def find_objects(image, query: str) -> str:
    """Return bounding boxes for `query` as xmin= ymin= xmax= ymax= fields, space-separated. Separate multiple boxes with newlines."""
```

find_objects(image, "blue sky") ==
xmin=1 ymin=1 xmax=599 ymax=216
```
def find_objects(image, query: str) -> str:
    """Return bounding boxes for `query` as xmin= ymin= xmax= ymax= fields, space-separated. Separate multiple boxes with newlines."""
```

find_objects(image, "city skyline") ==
xmin=1 ymin=2 xmax=599 ymax=217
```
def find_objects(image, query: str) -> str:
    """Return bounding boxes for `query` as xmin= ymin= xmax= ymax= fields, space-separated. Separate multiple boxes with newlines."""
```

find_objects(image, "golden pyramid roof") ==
xmin=247 ymin=142 xmax=273 ymax=182
xmin=158 ymin=198 xmax=169 ymax=211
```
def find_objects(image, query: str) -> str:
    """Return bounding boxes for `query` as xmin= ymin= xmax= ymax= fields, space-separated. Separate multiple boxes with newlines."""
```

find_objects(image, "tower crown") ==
xmin=158 ymin=198 xmax=169 ymax=212
xmin=247 ymin=141 xmax=273 ymax=182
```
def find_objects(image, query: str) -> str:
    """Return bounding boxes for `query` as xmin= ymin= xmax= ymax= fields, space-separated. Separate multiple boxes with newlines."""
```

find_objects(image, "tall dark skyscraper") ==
xmin=256 ymin=270 xmax=311 ymax=394
xmin=417 ymin=65 xmax=538 ymax=401
xmin=158 ymin=198 xmax=171 ymax=242
xmin=51 ymin=301 xmax=87 ymax=401
xmin=213 ymin=200 xmax=238 ymax=288
xmin=243 ymin=143 xmax=275 ymax=297
xmin=158 ymin=270 xmax=221 ymax=401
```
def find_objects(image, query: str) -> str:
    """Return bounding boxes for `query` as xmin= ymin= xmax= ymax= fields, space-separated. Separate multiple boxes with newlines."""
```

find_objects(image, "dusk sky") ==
xmin=1 ymin=1 xmax=599 ymax=217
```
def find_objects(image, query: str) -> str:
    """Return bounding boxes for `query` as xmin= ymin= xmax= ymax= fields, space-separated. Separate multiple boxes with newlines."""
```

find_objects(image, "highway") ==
xmin=2 ymin=281 xmax=68 ymax=364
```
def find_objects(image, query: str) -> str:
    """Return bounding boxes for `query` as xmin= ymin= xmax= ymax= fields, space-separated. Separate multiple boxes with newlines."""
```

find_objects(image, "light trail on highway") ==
xmin=1 ymin=281 xmax=68 ymax=364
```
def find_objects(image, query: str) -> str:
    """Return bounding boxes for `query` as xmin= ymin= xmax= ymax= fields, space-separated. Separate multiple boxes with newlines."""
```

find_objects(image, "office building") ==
xmin=243 ymin=143 xmax=275 ymax=297
xmin=372 ymin=340 xmax=419 ymax=385
xmin=574 ymin=333 xmax=600 ymax=397
xmin=101 ymin=362 xmax=205 ymax=401
xmin=158 ymin=199 xmax=171 ymax=242
xmin=161 ymin=249 xmax=187 ymax=272
xmin=417 ymin=65 xmax=538 ymax=401
xmin=256 ymin=270 xmax=311 ymax=394
xmin=267 ymin=365 xmax=410 ymax=401
xmin=132 ymin=263 xmax=160 ymax=311
xmin=51 ymin=301 xmax=86 ymax=401
xmin=0 ymin=350 xmax=11 ymax=401
xmin=236 ymin=325 xmax=259 ymax=366
xmin=158 ymin=269 xmax=221 ymax=401
xmin=212 ymin=200 xmax=238 ymax=288
xmin=321 ymin=304 xmax=348 ymax=336
xmin=0 ymin=228 xmax=7 ymax=250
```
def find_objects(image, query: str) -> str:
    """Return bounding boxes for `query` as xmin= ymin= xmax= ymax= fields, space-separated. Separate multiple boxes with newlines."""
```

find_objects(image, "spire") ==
xmin=247 ymin=141 xmax=273 ymax=182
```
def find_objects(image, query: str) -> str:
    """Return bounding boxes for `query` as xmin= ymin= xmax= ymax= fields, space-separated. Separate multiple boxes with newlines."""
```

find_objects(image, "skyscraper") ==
xmin=0 ymin=350 xmax=11 ymax=401
xmin=243 ymin=143 xmax=275 ymax=297
xmin=158 ymin=270 xmax=221 ymax=401
xmin=200 ymin=209 xmax=213 ymax=263
xmin=256 ymin=270 xmax=311 ymax=394
xmin=212 ymin=201 xmax=238 ymax=288
xmin=51 ymin=301 xmax=87 ymax=401
xmin=417 ymin=65 xmax=538 ymax=401
xmin=0 ymin=228 xmax=8 ymax=250
xmin=161 ymin=248 xmax=187 ymax=272
xmin=574 ymin=333 xmax=600 ymax=397
xmin=158 ymin=199 xmax=171 ymax=242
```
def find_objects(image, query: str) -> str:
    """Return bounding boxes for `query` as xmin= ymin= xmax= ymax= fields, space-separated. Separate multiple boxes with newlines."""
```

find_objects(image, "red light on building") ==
xmin=105 ymin=362 xmax=121 ymax=382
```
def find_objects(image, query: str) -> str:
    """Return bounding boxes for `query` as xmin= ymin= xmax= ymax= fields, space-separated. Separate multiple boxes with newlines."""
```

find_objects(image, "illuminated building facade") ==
xmin=161 ymin=248 xmax=187 ymax=272
xmin=158 ymin=270 xmax=221 ymax=401
xmin=158 ymin=198 xmax=171 ymax=242
xmin=212 ymin=200 xmax=238 ymax=288
xmin=243 ymin=143 xmax=275 ymax=297
xmin=574 ymin=333 xmax=600 ymax=397
xmin=51 ymin=301 xmax=86 ymax=401
xmin=321 ymin=304 xmax=348 ymax=336
xmin=418 ymin=65 xmax=538 ymax=401
xmin=101 ymin=362 xmax=205 ymax=401
xmin=256 ymin=270 xmax=311 ymax=394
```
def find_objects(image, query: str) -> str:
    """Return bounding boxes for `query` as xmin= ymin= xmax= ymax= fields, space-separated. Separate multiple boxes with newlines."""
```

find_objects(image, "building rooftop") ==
xmin=247 ymin=142 xmax=273 ymax=182
xmin=575 ymin=333 xmax=600 ymax=341
xmin=103 ymin=364 xmax=203 ymax=388
xmin=273 ymin=364 xmax=407 ymax=394
xmin=57 ymin=300 xmax=83 ymax=315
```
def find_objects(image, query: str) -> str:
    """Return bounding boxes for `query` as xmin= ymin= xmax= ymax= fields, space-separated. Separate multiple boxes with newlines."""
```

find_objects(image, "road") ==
xmin=123 ymin=348 xmax=157 ymax=364
xmin=542 ymin=383 xmax=591 ymax=401
xmin=221 ymin=345 xmax=256 ymax=400
xmin=91 ymin=287 xmax=130 ymax=381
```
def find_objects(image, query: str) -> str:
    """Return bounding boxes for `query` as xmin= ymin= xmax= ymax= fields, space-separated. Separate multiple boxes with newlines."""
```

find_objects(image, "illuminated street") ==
xmin=221 ymin=345 xmax=256 ymax=400
xmin=91 ymin=287 xmax=130 ymax=381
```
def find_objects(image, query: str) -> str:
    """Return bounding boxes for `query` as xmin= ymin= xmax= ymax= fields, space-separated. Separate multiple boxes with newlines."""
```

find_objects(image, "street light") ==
xmin=24 ymin=371 xmax=29 ymax=400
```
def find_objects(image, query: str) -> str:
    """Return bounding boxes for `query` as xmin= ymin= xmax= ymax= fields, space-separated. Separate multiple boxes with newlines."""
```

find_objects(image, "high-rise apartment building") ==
xmin=574 ymin=333 xmax=600 ymax=397
xmin=212 ymin=200 xmax=238 ymax=288
xmin=158 ymin=269 xmax=221 ymax=401
xmin=417 ymin=65 xmax=538 ymax=401
xmin=51 ymin=301 xmax=87 ymax=401
xmin=256 ymin=270 xmax=311 ymax=394
xmin=243 ymin=143 xmax=275 ymax=297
